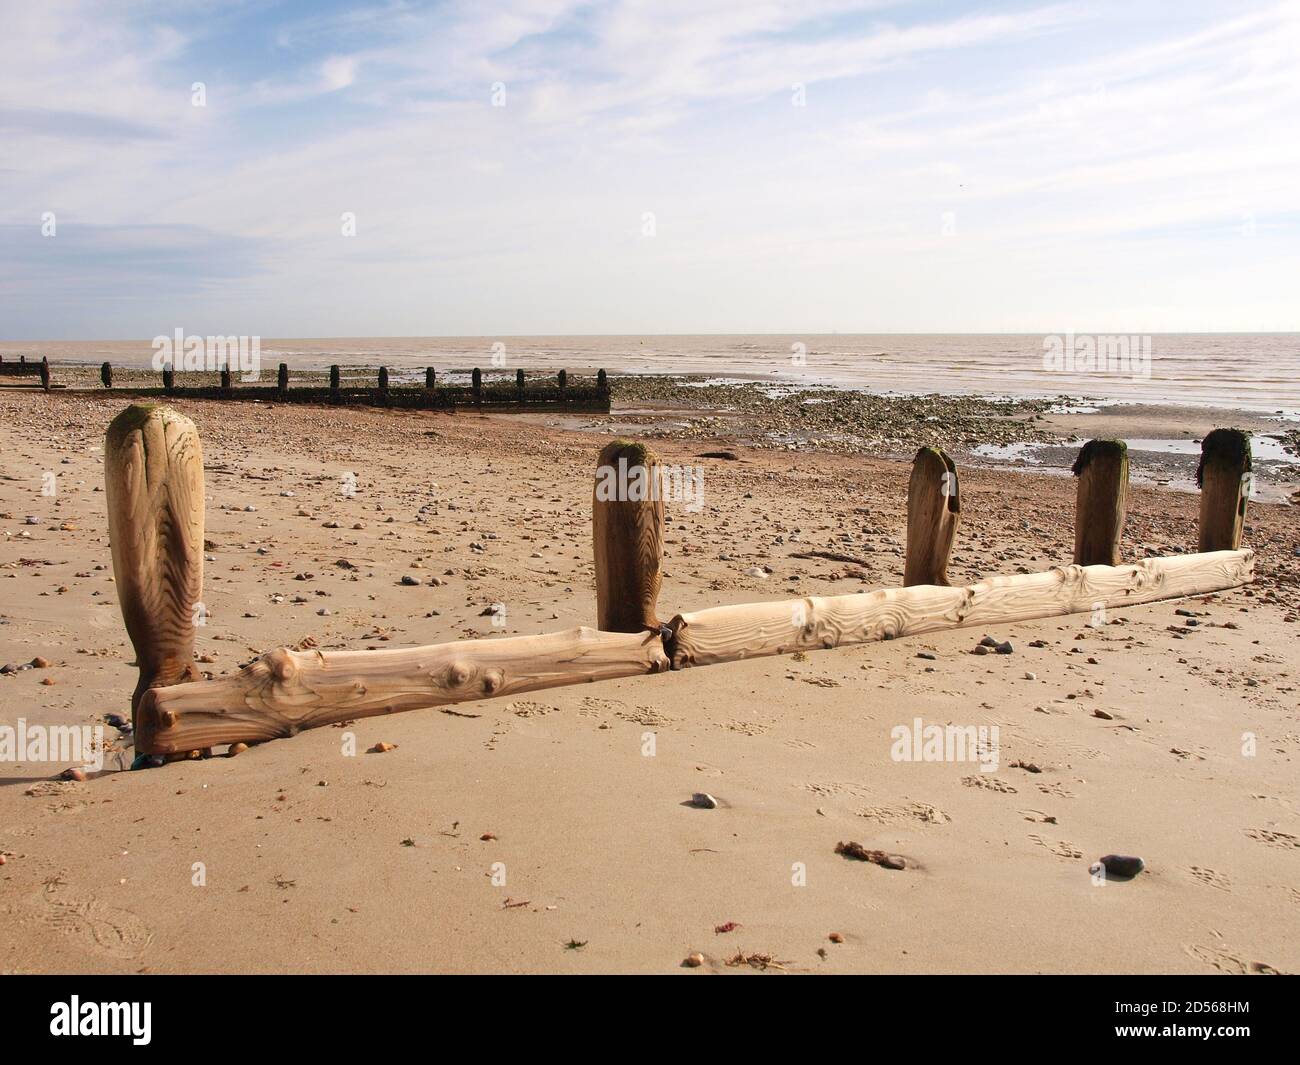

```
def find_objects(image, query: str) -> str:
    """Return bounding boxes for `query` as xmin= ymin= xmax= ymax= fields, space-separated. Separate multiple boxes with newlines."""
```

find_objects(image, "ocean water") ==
xmin=4 ymin=334 xmax=1297 ymax=414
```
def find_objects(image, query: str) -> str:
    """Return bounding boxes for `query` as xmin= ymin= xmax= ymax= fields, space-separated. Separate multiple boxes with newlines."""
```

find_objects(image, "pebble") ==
xmin=30 ymin=656 xmax=51 ymax=668
xmin=370 ymin=741 xmax=398 ymax=753
xmin=971 ymin=645 xmax=990 ymax=656
xmin=1092 ymin=854 xmax=1144 ymax=879
xmin=1024 ymin=671 xmax=1037 ymax=681
xmin=828 ymin=932 xmax=845 ymax=944
xmin=227 ymin=742 xmax=249 ymax=757
xmin=60 ymin=767 xmax=86 ymax=782
xmin=399 ymin=575 xmax=419 ymax=585
xmin=689 ymin=792 xmax=718 ymax=809
xmin=916 ymin=651 xmax=936 ymax=661
xmin=682 ymin=953 xmax=705 ymax=968
xmin=994 ymin=641 xmax=1014 ymax=654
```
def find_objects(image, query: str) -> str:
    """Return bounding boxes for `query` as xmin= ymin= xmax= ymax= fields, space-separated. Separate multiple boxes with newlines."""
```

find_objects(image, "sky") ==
xmin=1 ymin=0 xmax=1298 ymax=339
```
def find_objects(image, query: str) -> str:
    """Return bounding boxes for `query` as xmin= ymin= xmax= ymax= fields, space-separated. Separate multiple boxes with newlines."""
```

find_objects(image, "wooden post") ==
xmin=277 ymin=362 xmax=289 ymax=395
xmin=101 ymin=362 xmax=112 ymax=389
xmin=220 ymin=366 xmax=232 ymax=392
xmin=1198 ymin=429 xmax=1251 ymax=551
xmin=592 ymin=440 xmax=665 ymax=633
xmin=516 ymin=368 xmax=525 ymax=403
xmin=104 ymin=403 xmax=205 ymax=728
xmin=329 ymin=364 xmax=340 ymax=401
xmin=162 ymin=365 xmax=175 ymax=393
xmin=39 ymin=357 xmax=51 ymax=392
xmin=597 ymin=368 xmax=608 ymax=391
xmin=558 ymin=369 xmax=567 ymax=392
xmin=1071 ymin=439 xmax=1128 ymax=566
xmin=472 ymin=367 xmax=482 ymax=407
xmin=378 ymin=366 xmax=389 ymax=403
xmin=425 ymin=366 xmax=436 ymax=389
xmin=904 ymin=446 xmax=960 ymax=586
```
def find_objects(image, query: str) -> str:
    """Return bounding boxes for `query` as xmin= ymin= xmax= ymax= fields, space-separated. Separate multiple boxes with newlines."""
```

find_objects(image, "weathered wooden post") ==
xmin=592 ymin=440 xmax=665 ymax=633
xmin=472 ymin=367 xmax=482 ymax=407
xmin=425 ymin=367 xmax=436 ymax=389
xmin=378 ymin=366 xmax=389 ymax=404
xmin=277 ymin=362 xmax=289 ymax=396
xmin=1198 ymin=429 xmax=1251 ymax=551
xmin=1071 ymin=440 xmax=1128 ymax=566
xmin=162 ymin=365 xmax=175 ymax=393
xmin=904 ymin=446 xmax=960 ymax=586
xmin=329 ymin=364 xmax=340 ymax=401
xmin=516 ymin=368 xmax=525 ymax=403
xmin=104 ymin=403 xmax=205 ymax=729
xmin=558 ymin=369 xmax=567 ymax=393
xmin=220 ymin=365 xmax=232 ymax=392
xmin=39 ymin=357 xmax=50 ymax=391
xmin=101 ymin=362 xmax=112 ymax=389
xmin=598 ymin=368 xmax=608 ymax=391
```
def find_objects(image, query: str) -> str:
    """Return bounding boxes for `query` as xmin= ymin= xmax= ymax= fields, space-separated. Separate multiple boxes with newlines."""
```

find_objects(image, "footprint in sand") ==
xmin=783 ymin=738 xmax=817 ymax=751
xmin=578 ymin=696 xmax=626 ymax=718
xmin=961 ymin=774 xmax=1017 ymax=794
xmin=1245 ymin=828 xmax=1299 ymax=850
xmin=7 ymin=881 xmax=153 ymax=961
xmin=1028 ymin=834 xmax=1083 ymax=860
xmin=1184 ymin=943 xmax=1280 ymax=976
xmin=857 ymin=801 xmax=951 ymax=826
xmin=1188 ymin=866 xmax=1232 ymax=892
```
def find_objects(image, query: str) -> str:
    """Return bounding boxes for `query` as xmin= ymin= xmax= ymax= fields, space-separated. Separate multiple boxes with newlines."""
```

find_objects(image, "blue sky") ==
xmin=1 ymin=0 xmax=1297 ymax=338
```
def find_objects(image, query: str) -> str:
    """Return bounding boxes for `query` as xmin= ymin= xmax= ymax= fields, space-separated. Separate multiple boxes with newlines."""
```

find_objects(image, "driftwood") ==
xmin=1197 ymin=429 xmax=1251 ymax=552
xmin=667 ymin=550 xmax=1253 ymax=668
xmin=1072 ymin=440 xmax=1128 ymax=566
xmin=136 ymin=627 xmax=669 ymax=755
xmin=904 ymin=446 xmax=960 ymax=586
xmin=104 ymin=403 xmax=205 ymax=725
xmin=592 ymin=441 xmax=665 ymax=632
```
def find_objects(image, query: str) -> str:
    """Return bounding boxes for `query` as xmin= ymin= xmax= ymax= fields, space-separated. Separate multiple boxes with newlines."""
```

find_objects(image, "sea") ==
xmin=2 ymin=334 xmax=1297 ymax=415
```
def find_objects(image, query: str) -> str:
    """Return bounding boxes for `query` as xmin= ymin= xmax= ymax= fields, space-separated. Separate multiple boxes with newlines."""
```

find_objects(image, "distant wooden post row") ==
xmin=100 ymin=407 xmax=1256 ymax=760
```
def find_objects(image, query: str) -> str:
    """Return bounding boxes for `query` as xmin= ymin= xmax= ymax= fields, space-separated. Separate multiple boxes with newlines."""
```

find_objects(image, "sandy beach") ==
xmin=2 ymin=386 xmax=1296 ymax=974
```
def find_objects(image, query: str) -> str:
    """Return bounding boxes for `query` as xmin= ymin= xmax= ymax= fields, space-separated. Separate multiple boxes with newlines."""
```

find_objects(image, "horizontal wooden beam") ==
xmin=136 ymin=626 xmax=670 ymax=755
xmin=667 ymin=549 xmax=1253 ymax=668
xmin=134 ymin=550 xmax=1253 ymax=755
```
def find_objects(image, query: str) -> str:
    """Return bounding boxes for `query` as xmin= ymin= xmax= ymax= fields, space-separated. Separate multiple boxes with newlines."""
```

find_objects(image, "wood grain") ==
xmin=104 ymin=403 xmax=205 ymax=726
xmin=592 ymin=440 xmax=665 ymax=632
xmin=668 ymin=550 xmax=1253 ymax=668
xmin=136 ymin=627 xmax=670 ymax=754
xmin=904 ymin=446 xmax=960 ymax=586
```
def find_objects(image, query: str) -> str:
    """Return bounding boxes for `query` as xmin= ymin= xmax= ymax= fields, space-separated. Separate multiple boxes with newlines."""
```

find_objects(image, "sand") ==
xmin=1 ymin=391 xmax=1297 ymax=974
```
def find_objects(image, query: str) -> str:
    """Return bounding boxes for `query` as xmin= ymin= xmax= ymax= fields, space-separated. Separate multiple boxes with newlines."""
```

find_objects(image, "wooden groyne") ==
xmin=98 ymin=402 xmax=1256 ymax=762
xmin=96 ymin=363 xmax=611 ymax=413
